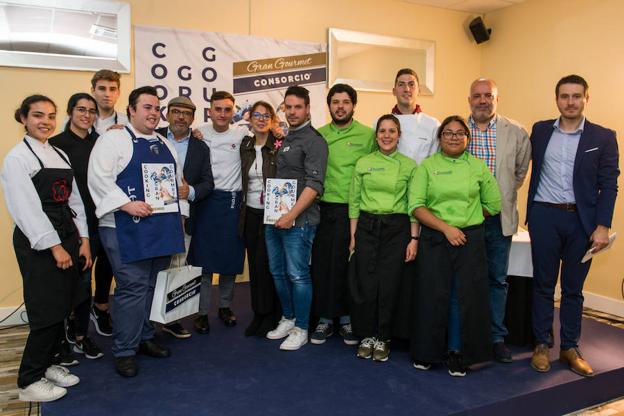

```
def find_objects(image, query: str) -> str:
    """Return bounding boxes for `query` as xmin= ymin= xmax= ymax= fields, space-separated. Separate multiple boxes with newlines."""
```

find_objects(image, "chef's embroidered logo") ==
xmin=52 ymin=179 xmax=70 ymax=202
xmin=149 ymin=144 xmax=160 ymax=155
xmin=231 ymin=143 xmax=237 ymax=149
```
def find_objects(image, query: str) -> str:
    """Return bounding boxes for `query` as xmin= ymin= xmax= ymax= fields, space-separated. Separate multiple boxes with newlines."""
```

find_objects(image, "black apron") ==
xmin=348 ymin=212 xmax=411 ymax=340
xmin=311 ymin=202 xmax=351 ymax=318
xmin=409 ymin=225 xmax=491 ymax=365
xmin=13 ymin=139 xmax=86 ymax=330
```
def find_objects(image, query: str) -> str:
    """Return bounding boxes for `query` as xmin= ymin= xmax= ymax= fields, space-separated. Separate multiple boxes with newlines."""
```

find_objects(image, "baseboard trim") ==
xmin=0 ymin=305 xmax=28 ymax=327
xmin=583 ymin=291 xmax=624 ymax=318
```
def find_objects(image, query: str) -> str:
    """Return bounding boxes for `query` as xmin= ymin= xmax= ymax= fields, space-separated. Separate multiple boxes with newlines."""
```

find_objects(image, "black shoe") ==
xmin=447 ymin=352 xmax=467 ymax=377
xmin=218 ymin=308 xmax=237 ymax=327
xmin=245 ymin=315 xmax=263 ymax=337
xmin=493 ymin=342 xmax=513 ymax=363
xmin=115 ymin=356 xmax=138 ymax=377
xmin=90 ymin=306 xmax=113 ymax=337
xmin=138 ymin=340 xmax=171 ymax=358
xmin=194 ymin=314 xmax=210 ymax=334
xmin=54 ymin=338 xmax=79 ymax=367
xmin=162 ymin=322 xmax=192 ymax=339
xmin=73 ymin=336 xmax=104 ymax=359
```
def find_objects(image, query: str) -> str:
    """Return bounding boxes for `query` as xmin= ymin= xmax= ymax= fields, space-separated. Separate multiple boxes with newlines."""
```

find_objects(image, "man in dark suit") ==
xmin=156 ymin=96 xmax=214 ymax=338
xmin=526 ymin=75 xmax=619 ymax=377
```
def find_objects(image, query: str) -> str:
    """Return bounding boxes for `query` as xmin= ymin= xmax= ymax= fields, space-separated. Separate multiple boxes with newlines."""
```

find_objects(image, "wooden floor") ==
xmin=1 ymin=308 xmax=622 ymax=416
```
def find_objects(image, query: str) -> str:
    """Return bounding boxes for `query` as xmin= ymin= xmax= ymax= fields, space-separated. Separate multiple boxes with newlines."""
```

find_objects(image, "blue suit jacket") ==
xmin=526 ymin=119 xmax=619 ymax=237
xmin=156 ymin=127 xmax=214 ymax=233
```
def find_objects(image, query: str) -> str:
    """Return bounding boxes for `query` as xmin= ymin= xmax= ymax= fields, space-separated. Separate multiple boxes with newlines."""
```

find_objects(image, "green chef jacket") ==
xmin=408 ymin=151 xmax=501 ymax=228
xmin=349 ymin=150 xmax=417 ymax=221
xmin=318 ymin=120 xmax=376 ymax=204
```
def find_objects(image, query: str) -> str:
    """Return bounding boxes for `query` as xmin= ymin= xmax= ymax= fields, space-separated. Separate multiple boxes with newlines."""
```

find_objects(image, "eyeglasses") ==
xmin=75 ymin=107 xmax=97 ymax=116
xmin=441 ymin=130 xmax=468 ymax=139
xmin=252 ymin=112 xmax=271 ymax=121
xmin=170 ymin=108 xmax=194 ymax=118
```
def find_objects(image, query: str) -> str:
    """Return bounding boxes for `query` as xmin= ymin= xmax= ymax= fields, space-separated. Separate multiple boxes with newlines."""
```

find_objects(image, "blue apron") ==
xmin=187 ymin=190 xmax=244 ymax=275
xmin=114 ymin=127 xmax=185 ymax=263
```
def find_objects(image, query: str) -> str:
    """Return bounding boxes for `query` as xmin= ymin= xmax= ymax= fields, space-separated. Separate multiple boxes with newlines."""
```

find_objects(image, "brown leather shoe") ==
xmin=560 ymin=348 xmax=594 ymax=377
xmin=530 ymin=344 xmax=551 ymax=372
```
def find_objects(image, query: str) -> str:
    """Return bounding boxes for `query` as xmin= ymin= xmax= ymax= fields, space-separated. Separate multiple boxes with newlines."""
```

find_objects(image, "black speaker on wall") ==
xmin=469 ymin=17 xmax=492 ymax=44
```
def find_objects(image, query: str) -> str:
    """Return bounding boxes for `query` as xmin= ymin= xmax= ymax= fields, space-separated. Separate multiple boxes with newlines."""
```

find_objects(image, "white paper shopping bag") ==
xmin=149 ymin=264 xmax=202 ymax=324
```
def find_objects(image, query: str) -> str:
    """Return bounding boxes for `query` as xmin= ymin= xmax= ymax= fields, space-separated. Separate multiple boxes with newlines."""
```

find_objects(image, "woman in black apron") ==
xmin=1 ymin=95 xmax=91 ymax=402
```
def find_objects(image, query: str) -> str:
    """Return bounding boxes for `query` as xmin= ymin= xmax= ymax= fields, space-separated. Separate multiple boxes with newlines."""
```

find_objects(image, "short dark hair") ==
xmin=127 ymin=86 xmax=159 ymax=119
xmin=437 ymin=115 xmax=471 ymax=140
xmin=210 ymin=90 xmax=235 ymax=104
xmin=556 ymin=74 xmax=589 ymax=97
xmin=91 ymin=69 xmax=121 ymax=89
xmin=326 ymin=83 xmax=357 ymax=106
xmin=375 ymin=114 xmax=401 ymax=137
xmin=284 ymin=85 xmax=310 ymax=106
xmin=14 ymin=95 xmax=56 ymax=124
xmin=250 ymin=100 xmax=276 ymax=121
xmin=394 ymin=68 xmax=419 ymax=85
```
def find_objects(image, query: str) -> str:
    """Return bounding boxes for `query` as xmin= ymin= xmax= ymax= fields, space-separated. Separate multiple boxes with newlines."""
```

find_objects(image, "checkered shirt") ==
xmin=467 ymin=116 xmax=497 ymax=176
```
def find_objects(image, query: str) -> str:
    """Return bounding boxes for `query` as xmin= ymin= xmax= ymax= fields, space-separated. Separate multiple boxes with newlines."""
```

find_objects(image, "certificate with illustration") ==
xmin=142 ymin=163 xmax=179 ymax=213
xmin=264 ymin=178 xmax=297 ymax=225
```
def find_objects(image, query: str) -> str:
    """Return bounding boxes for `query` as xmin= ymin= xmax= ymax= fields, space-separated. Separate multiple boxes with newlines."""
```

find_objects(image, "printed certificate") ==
xmin=142 ymin=163 xmax=179 ymax=213
xmin=264 ymin=178 xmax=297 ymax=225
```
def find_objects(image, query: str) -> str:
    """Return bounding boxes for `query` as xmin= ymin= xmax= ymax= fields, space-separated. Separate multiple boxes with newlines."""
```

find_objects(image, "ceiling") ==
xmin=402 ymin=0 xmax=526 ymax=14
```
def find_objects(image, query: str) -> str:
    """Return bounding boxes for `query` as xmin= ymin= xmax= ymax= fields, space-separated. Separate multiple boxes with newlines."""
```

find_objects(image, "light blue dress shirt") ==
xmin=166 ymin=128 xmax=195 ymax=201
xmin=534 ymin=118 xmax=585 ymax=204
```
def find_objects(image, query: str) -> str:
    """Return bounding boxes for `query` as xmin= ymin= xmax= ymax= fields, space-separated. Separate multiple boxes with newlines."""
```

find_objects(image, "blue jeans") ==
xmin=484 ymin=215 xmax=512 ymax=343
xmin=265 ymin=223 xmax=317 ymax=330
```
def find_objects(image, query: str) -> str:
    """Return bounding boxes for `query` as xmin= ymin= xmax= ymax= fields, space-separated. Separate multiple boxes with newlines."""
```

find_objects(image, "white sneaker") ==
xmin=266 ymin=317 xmax=295 ymax=340
xmin=45 ymin=365 xmax=80 ymax=387
xmin=18 ymin=378 xmax=67 ymax=402
xmin=279 ymin=327 xmax=308 ymax=351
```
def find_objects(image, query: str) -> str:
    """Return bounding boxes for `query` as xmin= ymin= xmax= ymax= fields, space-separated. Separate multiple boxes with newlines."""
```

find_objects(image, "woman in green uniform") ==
xmin=348 ymin=114 xmax=418 ymax=362
xmin=408 ymin=115 xmax=501 ymax=376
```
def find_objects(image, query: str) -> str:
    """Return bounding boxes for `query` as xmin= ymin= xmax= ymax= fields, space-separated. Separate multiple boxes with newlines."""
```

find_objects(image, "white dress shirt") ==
xmin=198 ymin=124 xmax=248 ymax=192
xmin=88 ymin=124 xmax=189 ymax=228
xmin=373 ymin=112 xmax=440 ymax=164
xmin=1 ymin=135 xmax=88 ymax=250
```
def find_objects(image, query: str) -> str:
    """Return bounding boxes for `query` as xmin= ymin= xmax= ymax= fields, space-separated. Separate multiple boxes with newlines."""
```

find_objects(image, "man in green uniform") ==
xmin=310 ymin=84 xmax=376 ymax=346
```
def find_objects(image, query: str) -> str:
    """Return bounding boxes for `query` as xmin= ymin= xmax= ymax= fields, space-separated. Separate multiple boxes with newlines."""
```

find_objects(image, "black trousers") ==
xmin=349 ymin=212 xmax=410 ymax=340
xmin=93 ymin=248 xmax=113 ymax=304
xmin=243 ymin=207 xmax=280 ymax=317
xmin=18 ymin=321 xmax=63 ymax=388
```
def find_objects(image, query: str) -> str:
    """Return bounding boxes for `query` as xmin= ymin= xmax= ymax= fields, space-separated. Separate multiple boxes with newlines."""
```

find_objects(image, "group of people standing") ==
xmin=2 ymin=66 xmax=618 ymax=403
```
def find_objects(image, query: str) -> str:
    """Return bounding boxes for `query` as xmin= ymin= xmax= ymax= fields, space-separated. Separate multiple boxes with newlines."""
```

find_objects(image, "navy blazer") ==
xmin=156 ymin=127 xmax=214 ymax=231
xmin=526 ymin=119 xmax=619 ymax=236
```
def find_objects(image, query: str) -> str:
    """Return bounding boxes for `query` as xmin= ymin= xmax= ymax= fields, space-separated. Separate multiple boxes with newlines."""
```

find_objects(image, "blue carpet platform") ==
xmin=44 ymin=283 xmax=624 ymax=416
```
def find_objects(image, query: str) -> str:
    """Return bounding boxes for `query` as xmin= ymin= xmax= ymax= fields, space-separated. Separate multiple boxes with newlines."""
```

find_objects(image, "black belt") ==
xmin=535 ymin=201 xmax=577 ymax=212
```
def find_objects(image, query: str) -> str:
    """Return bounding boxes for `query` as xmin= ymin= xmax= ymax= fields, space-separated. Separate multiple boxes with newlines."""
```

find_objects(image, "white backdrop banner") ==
xmin=134 ymin=25 xmax=327 ymax=129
